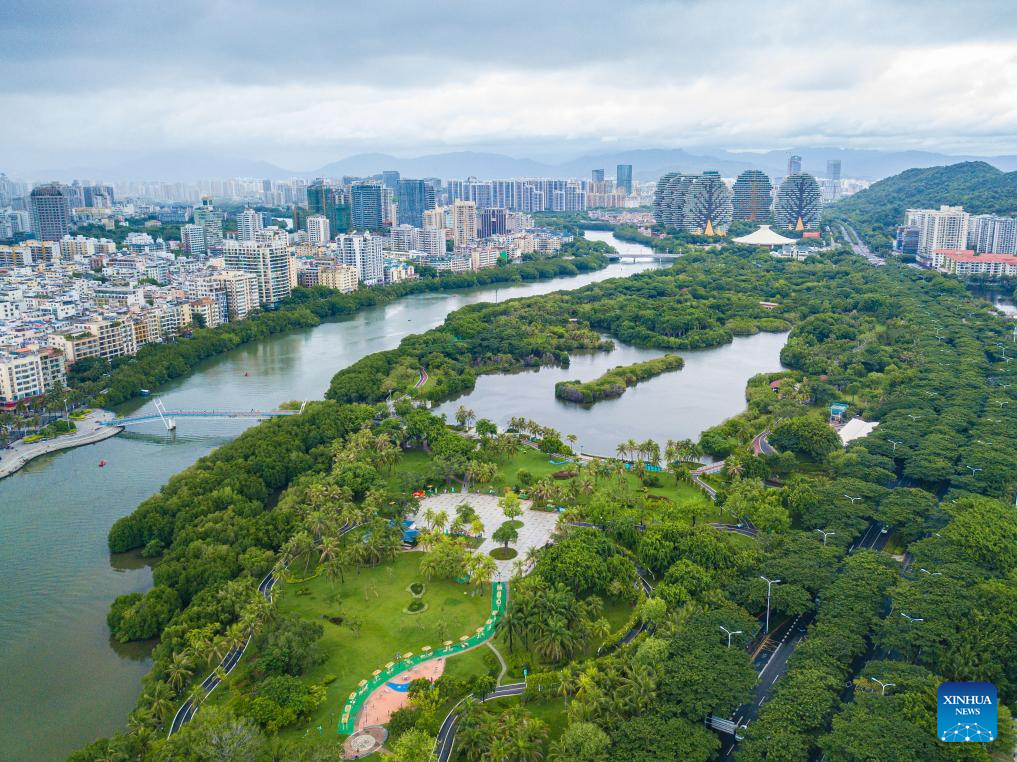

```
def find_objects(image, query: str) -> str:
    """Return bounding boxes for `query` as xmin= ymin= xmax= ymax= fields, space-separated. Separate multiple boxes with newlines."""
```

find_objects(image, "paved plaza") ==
xmin=412 ymin=492 xmax=560 ymax=581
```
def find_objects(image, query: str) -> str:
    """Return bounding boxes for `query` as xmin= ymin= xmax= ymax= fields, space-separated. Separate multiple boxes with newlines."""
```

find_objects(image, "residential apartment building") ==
xmin=968 ymin=214 xmax=1017 ymax=255
xmin=306 ymin=214 xmax=331 ymax=245
xmin=29 ymin=183 xmax=73 ymax=241
xmin=906 ymin=205 xmax=970 ymax=260
xmin=0 ymin=349 xmax=67 ymax=405
xmin=452 ymin=200 xmax=477 ymax=248
xmin=222 ymin=228 xmax=292 ymax=307
xmin=928 ymin=249 xmax=1017 ymax=278
xmin=210 ymin=270 xmax=261 ymax=320
xmin=317 ymin=264 xmax=359 ymax=293
xmin=50 ymin=317 xmax=137 ymax=363
xmin=335 ymin=232 xmax=385 ymax=285
xmin=236 ymin=208 xmax=263 ymax=241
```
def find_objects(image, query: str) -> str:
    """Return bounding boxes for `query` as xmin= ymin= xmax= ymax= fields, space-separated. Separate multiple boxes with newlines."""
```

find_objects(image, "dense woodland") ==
xmin=67 ymin=238 xmax=610 ymax=408
xmin=71 ymin=236 xmax=1017 ymax=761
xmin=554 ymin=354 xmax=685 ymax=403
xmin=824 ymin=161 xmax=1017 ymax=254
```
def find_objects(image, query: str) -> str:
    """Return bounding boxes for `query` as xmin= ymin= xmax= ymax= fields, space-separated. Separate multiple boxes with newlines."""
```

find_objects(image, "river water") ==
xmin=0 ymin=231 xmax=785 ymax=759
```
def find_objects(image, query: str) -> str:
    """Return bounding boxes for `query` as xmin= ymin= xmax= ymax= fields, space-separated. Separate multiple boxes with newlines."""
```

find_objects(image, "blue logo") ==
xmin=937 ymin=682 xmax=996 ymax=742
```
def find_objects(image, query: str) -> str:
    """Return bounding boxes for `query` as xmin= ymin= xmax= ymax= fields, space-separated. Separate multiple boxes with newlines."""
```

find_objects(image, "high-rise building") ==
xmin=193 ymin=197 xmax=223 ymax=248
xmin=826 ymin=160 xmax=842 ymax=201
xmin=479 ymin=207 xmax=508 ymax=238
xmin=905 ymin=205 xmax=970 ymax=258
xmin=968 ymin=214 xmax=1017 ymax=255
xmin=335 ymin=232 xmax=385 ymax=285
xmin=0 ymin=349 xmax=66 ymax=405
xmin=181 ymin=224 xmax=207 ymax=256
xmin=382 ymin=170 xmax=401 ymax=190
xmin=592 ymin=169 xmax=605 ymax=183
xmin=306 ymin=214 xmax=331 ymax=245
xmin=29 ymin=183 xmax=72 ymax=241
xmin=452 ymin=200 xmax=477 ymax=248
xmin=307 ymin=180 xmax=350 ymax=235
xmin=416 ymin=227 xmax=446 ymax=256
xmin=397 ymin=179 xmax=437 ymax=227
xmin=787 ymin=154 xmax=802 ymax=175
xmin=237 ymin=208 xmax=262 ymax=241
xmin=653 ymin=173 xmax=697 ymax=229
xmin=351 ymin=181 xmax=385 ymax=230
xmin=683 ymin=172 xmax=733 ymax=234
xmin=422 ymin=207 xmax=446 ymax=230
xmin=83 ymin=184 xmax=114 ymax=208
xmin=317 ymin=264 xmax=359 ymax=293
xmin=732 ymin=170 xmax=774 ymax=222
xmin=774 ymin=173 xmax=823 ymax=231
xmin=616 ymin=164 xmax=633 ymax=195
xmin=222 ymin=228 xmax=292 ymax=307
xmin=210 ymin=270 xmax=260 ymax=320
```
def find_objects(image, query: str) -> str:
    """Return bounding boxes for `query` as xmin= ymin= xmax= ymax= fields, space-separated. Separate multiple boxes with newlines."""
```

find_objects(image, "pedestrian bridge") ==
xmin=102 ymin=399 xmax=305 ymax=430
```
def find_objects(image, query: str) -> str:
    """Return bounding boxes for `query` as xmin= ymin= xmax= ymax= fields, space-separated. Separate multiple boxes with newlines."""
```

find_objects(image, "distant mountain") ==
xmin=17 ymin=146 xmax=1017 ymax=185
xmin=823 ymin=161 xmax=1017 ymax=251
xmin=720 ymin=148 xmax=1017 ymax=181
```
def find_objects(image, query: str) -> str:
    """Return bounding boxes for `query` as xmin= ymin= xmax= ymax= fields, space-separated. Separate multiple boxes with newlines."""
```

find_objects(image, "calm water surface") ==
xmin=0 ymin=233 xmax=656 ymax=760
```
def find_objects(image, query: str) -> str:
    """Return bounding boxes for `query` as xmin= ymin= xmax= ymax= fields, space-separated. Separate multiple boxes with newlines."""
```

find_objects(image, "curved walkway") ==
xmin=0 ymin=410 xmax=120 ymax=480
xmin=339 ymin=581 xmax=507 ymax=734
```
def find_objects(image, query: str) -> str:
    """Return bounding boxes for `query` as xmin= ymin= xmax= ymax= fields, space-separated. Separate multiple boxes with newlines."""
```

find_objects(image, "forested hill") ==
xmin=824 ymin=161 xmax=1017 ymax=252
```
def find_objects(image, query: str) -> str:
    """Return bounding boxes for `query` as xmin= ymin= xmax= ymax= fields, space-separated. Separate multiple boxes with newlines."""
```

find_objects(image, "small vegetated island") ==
xmin=554 ymin=354 xmax=685 ymax=403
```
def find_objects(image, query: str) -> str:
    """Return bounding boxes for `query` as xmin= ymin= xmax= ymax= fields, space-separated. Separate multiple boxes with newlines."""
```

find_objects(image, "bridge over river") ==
xmin=101 ymin=399 xmax=305 ymax=431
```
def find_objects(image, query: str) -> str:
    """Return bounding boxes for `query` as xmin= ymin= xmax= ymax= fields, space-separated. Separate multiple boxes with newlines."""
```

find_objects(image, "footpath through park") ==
xmin=338 ymin=580 xmax=507 ymax=734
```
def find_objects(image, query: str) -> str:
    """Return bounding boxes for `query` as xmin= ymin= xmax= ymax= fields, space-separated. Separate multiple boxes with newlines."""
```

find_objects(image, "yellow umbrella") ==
xmin=385 ymin=662 xmax=395 ymax=669
xmin=443 ymin=640 xmax=453 ymax=646
xmin=476 ymin=627 xmax=484 ymax=634
xmin=372 ymin=670 xmax=382 ymax=677
xmin=403 ymin=652 xmax=414 ymax=659
xmin=349 ymin=693 xmax=356 ymax=701
xmin=358 ymin=679 xmax=367 ymax=687
xmin=421 ymin=645 xmax=432 ymax=653
xmin=459 ymin=635 xmax=469 ymax=642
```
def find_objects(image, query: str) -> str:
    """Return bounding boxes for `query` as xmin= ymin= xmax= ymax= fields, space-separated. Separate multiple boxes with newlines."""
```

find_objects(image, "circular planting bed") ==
xmin=506 ymin=520 xmax=524 ymax=530
xmin=490 ymin=547 xmax=518 ymax=560
xmin=408 ymin=582 xmax=426 ymax=596
xmin=344 ymin=725 xmax=388 ymax=759
xmin=404 ymin=598 xmax=429 ymax=614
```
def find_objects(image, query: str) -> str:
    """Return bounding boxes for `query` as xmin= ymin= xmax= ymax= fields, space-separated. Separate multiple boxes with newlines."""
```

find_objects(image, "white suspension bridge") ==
xmin=101 ymin=399 xmax=307 ymax=431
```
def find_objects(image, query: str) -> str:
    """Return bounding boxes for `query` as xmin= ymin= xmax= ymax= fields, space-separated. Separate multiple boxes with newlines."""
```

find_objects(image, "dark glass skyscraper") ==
xmin=396 ymin=179 xmax=436 ymax=227
xmin=616 ymin=164 xmax=633 ymax=195
xmin=591 ymin=169 xmax=605 ymax=183
xmin=29 ymin=183 xmax=72 ymax=241
xmin=351 ymin=181 xmax=385 ymax=230
xmin=307 ymin=179 xmax=350 ymax=234
xmin=382 ymin=170 xmax=401 ymax=190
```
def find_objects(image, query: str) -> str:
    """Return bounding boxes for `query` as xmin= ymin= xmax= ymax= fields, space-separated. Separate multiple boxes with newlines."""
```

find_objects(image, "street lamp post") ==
xmin=965 ymin=465 xmax=983 ymax=476
xmin=870 ymin=677 xmax=896 ymax=696
xmin=843 ymin=494 xmax=862 ymax=504
xmin=760 ymin=576 xmax=781 ymax=635
xmin=719 ymin=625 xmax=743 ymax=649
xmin=900 ymin=612 xmax=924 ymax=624
xmin=888 ymin=439 xmax=903 ymax=453
xmin=919 ymin=568 xmax=942 ymax=577
xmin=815 ymin=528 xmax=836 ymax=545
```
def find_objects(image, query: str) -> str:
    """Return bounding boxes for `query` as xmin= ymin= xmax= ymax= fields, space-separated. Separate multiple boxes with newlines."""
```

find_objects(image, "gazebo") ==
xmin=732 ymin=225 xmax=797 ymax=248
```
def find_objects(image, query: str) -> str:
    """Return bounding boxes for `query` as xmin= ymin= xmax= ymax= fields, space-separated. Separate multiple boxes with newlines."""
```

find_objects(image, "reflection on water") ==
xmin=435 ymin=332 xmax=789 ymax=456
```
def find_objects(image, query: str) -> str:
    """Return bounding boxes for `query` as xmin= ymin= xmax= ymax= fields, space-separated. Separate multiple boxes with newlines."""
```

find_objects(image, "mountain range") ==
xmin=20 ymin=147 xmax=1017 ymax=185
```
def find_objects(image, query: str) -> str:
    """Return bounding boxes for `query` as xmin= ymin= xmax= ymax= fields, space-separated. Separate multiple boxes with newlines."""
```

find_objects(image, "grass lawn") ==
xmin=274 ymin=552 xmax=493 ymax=739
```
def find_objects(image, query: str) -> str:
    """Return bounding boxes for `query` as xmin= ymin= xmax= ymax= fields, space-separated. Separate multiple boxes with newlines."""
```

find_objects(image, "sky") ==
xmin=2 ymin=0 xmax=1017 ymax=173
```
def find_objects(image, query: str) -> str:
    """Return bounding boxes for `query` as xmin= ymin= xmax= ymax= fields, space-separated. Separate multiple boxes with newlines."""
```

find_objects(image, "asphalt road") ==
xmin=435 ymin=683 xmax=526 ymax=762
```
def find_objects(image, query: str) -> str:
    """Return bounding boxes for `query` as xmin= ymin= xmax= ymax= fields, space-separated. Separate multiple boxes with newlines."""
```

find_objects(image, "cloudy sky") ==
xmin=2 ymin=0 xmax=1016 ymax=172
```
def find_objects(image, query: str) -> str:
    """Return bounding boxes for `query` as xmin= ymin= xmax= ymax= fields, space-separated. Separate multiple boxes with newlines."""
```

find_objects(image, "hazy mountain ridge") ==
xmin=18 ymin=148 xmax=1017 ymax=185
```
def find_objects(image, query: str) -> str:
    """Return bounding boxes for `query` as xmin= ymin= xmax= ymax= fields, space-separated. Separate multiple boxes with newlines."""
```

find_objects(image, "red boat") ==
xmin=98 ymin=460 xmax=107 ymax=467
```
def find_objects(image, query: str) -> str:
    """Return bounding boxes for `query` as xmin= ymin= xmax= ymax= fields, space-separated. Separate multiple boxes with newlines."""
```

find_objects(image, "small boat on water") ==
xmin=98 ymin=459 xmax=107 ymax=468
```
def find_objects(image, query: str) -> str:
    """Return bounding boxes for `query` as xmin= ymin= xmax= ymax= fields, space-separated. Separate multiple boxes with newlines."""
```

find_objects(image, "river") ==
xmin=0 ymin=232 xmax=655 ymax=760
xmin=0 ymin=230 xmax=786 ymax=760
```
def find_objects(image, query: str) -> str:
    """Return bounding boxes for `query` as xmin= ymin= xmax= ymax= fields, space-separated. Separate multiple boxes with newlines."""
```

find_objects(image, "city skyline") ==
xmin=3 ymin=0 xmax=1017 ymax=174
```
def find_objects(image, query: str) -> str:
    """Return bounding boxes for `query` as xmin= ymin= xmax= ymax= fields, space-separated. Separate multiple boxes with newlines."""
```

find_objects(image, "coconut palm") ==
xmin=146 ymin=682 xmax=175 ymax=723
xmin=165 ymin=651 xmax=194 ymax=693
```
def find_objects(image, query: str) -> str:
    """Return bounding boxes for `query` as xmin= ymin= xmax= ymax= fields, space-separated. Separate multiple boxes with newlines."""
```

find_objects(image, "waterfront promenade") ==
xmin=0 ymin=410 xmax=121 ymax=480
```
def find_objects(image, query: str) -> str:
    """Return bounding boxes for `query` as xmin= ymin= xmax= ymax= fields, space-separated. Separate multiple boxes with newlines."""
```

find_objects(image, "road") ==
xmin=751 ymin=430 xmax=775 ymax=456
xmin=839 ymin=224 xmax=886 ymax=267
xmin=719 ymin=611 xmax=813 ymax=757
xmin=435 ymin=682 xmax=526 ymax=762
xmin=849 ymin=520 xmax=891 ymax=554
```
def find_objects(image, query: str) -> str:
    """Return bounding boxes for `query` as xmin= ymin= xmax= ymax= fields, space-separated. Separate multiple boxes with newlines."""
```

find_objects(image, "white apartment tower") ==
xmin=335 ymin=232 xmax=385 ymax=285
xmin=306 ymin=214 xmax=331 ymax=246
xmin=222 ymin=228 xmax=292 ymax=307
xmin=905 ymin=205 xmax=970 ymax=259
xmin=237 ymin=208 xmax=263 ymax=241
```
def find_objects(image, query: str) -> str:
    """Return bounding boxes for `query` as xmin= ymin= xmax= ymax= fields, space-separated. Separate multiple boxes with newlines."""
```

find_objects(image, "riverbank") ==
xmin=0 ymin=410 xmax=120 ymax=480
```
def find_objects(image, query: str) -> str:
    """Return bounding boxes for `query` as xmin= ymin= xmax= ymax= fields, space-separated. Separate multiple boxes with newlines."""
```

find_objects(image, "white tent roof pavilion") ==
xmin=732 ymin=225 xmax=798 ymax=247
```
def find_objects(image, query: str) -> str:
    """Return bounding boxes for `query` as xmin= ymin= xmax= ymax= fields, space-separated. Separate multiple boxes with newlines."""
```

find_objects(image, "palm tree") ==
xmin=566 ymin=433 xmax=578 ymax=454
xmin=146 ymin=682 xmax=175 ymax=724
xmin=209 ymin=635 xmax=231 ymax=666
xmin=165 ymin=651 xmax=193 ymax=693
xmin=468 ymin=553 xmax=498 ymax=595
xmin=618 ymin=665 xmax=657 ymax=715
xmin=726 ymin=459 xmax=745 ymax=480
xmin=535 ymin=616 xmax=575 ymax=663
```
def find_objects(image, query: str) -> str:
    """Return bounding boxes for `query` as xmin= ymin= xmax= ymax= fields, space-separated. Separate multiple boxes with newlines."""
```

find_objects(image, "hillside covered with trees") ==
xmin=824 ymin=161 xmax=1017 ymax=253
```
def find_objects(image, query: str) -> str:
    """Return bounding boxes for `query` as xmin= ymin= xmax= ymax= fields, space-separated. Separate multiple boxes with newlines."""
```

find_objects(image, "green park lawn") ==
xmin=275 ymin=552 xmax=493 ymax=738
